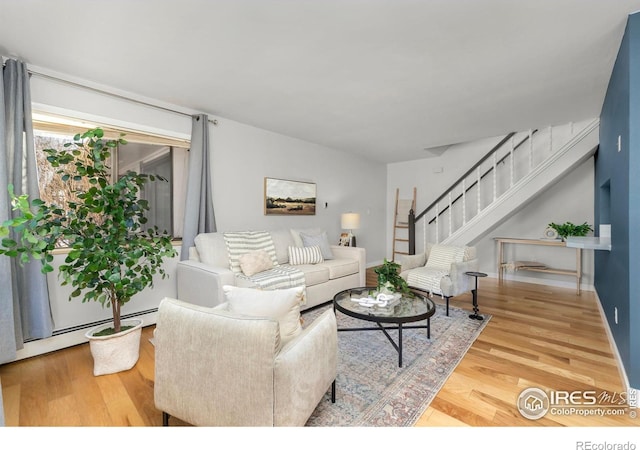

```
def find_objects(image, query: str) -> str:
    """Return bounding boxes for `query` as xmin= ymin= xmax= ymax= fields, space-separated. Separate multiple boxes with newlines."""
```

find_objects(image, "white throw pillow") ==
xmin=238 ymin=250 xmax=275 ymax=276
xmin=425 ymin=244 xmax=465 ymax=270
xmin=288 ymin=245 xmax=324 ymax=265
xmin=223 ymin=285 xmax=305 ymax=345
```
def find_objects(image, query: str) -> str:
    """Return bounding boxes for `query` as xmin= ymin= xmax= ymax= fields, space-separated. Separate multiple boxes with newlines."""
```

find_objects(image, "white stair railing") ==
xmin=408 ymin=119 xmax=596 ymax=252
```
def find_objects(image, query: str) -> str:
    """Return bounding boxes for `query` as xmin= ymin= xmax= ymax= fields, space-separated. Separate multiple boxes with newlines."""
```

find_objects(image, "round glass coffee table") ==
xmin=333 ymin=287 xmax=436 ymax=367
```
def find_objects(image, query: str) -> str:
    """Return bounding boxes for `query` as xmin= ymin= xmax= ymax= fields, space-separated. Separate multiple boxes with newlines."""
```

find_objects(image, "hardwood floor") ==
xmin=0 ymin=268 xmax=636 ymax=427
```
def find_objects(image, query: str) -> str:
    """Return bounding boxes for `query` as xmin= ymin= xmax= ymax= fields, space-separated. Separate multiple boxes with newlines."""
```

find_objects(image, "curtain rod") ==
xmin=3 ymin=58 xmax=218 ymax=126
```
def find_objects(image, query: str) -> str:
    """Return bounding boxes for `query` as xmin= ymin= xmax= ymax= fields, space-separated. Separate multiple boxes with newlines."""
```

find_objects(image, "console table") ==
xmin=494 ymin=237 xmax=582 ymax=295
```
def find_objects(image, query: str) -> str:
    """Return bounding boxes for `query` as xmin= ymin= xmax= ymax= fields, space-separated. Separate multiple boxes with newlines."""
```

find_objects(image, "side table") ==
xmin=465 ymin=271 xmax=487 ymax=321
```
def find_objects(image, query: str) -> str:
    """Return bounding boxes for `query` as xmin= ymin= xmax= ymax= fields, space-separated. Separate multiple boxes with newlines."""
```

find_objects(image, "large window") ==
xmin=32 ymin=112 xmax=190 ymax=244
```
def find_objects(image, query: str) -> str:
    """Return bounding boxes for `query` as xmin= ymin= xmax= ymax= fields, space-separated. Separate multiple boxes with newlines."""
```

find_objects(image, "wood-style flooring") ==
xmin=0 ymin=268 xmax=636 ymax=427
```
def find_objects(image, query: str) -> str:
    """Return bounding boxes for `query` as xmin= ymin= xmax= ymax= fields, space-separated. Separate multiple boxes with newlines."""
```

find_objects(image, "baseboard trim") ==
xmin=486 ymin=272 xmax=594 ymax=292
xmin=592 ymin=289 xmax=637 ymax=394
xmin=14 ymin=310 xmax=158 ymax=362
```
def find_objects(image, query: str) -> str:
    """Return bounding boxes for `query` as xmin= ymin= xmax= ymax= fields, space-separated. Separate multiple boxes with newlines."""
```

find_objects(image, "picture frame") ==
xmin=264 ymin=177 xmax=316 ymax=216
xmin=339 ymin=232 xmax=351 ymax=247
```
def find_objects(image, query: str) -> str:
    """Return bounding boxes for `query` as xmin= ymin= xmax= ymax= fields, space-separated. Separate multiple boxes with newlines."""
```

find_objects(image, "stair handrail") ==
xmin=408 ymin=130 xmax=531 ymax=254
xmin=413 ymin=132 xmax=515 ymax=224
xmin=426 ymin=130 xmax=538 ymax=225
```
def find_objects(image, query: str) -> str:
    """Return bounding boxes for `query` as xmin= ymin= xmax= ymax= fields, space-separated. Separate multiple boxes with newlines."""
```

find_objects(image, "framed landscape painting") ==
xmin=264 ymin=177 xmax=316 ymax=215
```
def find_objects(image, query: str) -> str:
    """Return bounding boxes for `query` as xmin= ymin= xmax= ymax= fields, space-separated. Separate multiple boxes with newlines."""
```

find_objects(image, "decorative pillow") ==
xmin=288 ymin=245 xmax=324 ymax=265
xmin=425 ymin=244 xmax=465 ymax=270
xmin=290 ymin=228 xmax=323 ymax=247
xmin=223 ymin=285 xmax=305 ymax=345
xmin=238 ymin=250 xmax=275 ymax=276
xmin=223 ymin=231 xmax=279 ymax=274
xmin=300 ymin=231 xmax=334 ymax=260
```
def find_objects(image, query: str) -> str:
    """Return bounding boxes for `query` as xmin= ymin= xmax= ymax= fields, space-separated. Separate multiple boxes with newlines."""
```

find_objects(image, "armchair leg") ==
xmin=162 ymin=411 xmax=170 ymax=426
xmin=331 ymin=379 xmax=336 ymax=403
xmin=445 ymin=296 xmax=450 ymax=316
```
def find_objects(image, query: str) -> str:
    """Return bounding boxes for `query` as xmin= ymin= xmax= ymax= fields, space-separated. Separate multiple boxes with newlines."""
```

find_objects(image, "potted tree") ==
xmin=0 ymin=128 xmax=177 ymax=375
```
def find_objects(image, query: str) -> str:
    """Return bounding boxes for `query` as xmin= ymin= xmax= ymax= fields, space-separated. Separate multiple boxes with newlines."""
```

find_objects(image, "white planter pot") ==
xmin=85 ymin=318 xmax=143 ymax=376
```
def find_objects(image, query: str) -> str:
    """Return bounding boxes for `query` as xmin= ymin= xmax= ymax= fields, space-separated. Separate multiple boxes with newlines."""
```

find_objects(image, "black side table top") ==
xmin=465 ymin=271 xmax=488 ymax=277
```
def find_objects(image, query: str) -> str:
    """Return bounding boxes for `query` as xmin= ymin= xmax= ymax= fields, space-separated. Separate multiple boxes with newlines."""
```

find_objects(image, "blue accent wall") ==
xmin=597 ymin=12 xmax=639 ymax=388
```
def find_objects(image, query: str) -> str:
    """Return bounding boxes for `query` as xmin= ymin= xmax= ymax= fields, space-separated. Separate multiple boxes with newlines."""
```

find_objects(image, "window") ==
xmin=32 ymin=112 xmax=189 ymax=244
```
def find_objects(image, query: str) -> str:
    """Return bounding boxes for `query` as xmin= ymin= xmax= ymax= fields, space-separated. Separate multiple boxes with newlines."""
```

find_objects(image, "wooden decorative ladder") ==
xmin=392 ymin=187 xmax=416 ymax=261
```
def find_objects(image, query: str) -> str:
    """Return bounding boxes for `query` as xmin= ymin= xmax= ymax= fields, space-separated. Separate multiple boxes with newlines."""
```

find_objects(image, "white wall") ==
xmin=387 ymin=123 xmax=595 ymax=290
xmin=16 ymin=69 xmax=387 ymax=358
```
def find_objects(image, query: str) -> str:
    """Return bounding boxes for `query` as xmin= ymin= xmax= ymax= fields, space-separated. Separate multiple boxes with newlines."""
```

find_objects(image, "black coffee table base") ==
xmin=337 ymin=321 xmax=430 ymax=368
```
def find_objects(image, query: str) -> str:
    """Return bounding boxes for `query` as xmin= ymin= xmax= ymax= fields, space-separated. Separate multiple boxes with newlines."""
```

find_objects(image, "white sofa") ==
xmin=177 ymin=228 xmax=366 ymax=310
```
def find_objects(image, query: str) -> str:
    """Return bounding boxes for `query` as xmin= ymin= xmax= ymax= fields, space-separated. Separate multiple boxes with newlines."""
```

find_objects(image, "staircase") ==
xmin=408 ymin=118 xmax=600 ymax=252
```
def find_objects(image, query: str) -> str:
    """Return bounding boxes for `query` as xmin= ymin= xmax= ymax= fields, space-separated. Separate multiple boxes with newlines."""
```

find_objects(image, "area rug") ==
xmin=303 ymin=302 xmax=490 ymax=426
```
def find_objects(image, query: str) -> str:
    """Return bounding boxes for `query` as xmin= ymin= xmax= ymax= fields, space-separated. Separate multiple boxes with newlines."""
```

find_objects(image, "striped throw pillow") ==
xmin=288 ymin=245 xmax=324 ymax=265
xmin=425 ymin=244 xmax=465 ymax=270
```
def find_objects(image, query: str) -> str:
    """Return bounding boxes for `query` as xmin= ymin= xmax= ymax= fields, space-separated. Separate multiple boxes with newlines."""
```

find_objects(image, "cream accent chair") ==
xmin=396 ymin=243 xmax=479 ymax=316
xmin=154 ymin=297 xmax=337 ymax=426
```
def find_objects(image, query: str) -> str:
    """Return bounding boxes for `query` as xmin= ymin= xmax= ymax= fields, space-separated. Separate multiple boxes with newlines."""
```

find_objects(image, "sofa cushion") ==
xmin=223 ymin=285 xmax=304 ymax=346
xmin=239 ymin=250 xmax=275 ymax=276
xmin=224 ymin=231 xmax=279 ymax=274
xmin=300 ymin=231 xmax=334 ymax=260
xmin=321 ymin=258 xmax=360 ymax=279
xmin=269 ymin=229 xmax=296 ymax=264
xmin=288 ymin=245 xmax=324 ymax=265
xmin=425 ymin=244 xmax=465 ymax=270
xmin=293 ymin=264 xmax=330 ymax=287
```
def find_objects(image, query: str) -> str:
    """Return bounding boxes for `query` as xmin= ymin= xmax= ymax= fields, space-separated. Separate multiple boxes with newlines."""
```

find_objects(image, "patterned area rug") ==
xmin=303 ymin=302 xmax=490 ymax=426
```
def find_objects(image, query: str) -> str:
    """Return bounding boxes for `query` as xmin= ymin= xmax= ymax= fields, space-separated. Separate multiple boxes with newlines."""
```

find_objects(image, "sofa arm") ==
xmin=177 ymin=260 xmax=236 ymax=308
xmin=273 ymin=308 xmax=338 ymax=426
xmin=330 ymin=245 xmax=366 ymax=286
xmin=440 ymin=258 xmax=479 ymax=297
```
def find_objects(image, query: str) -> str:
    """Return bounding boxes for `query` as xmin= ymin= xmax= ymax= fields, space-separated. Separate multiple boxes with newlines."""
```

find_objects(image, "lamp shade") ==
xmin=341 ymin=213 xmax=360 ymax=230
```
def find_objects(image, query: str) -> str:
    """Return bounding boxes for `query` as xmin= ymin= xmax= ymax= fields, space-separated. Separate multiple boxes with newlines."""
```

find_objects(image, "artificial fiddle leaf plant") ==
xmin=0 ymin=128 xmax=177 ymax=334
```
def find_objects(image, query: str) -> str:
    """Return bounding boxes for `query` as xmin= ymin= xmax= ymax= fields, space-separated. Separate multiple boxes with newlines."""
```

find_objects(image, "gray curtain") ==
xmin=180 ymin=114 xmax=216 ymax=260
xmin=0 ymin=59 xmax=53 ymax=364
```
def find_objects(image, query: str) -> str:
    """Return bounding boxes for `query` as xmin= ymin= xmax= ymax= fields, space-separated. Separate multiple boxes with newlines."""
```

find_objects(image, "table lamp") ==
xmin=341 ymin=212 xmax=360 ymax=247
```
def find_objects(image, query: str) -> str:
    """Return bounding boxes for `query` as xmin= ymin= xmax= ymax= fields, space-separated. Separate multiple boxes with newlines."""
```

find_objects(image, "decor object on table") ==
xmin=0 ymin=128 xmax=177 ymax=376
xmin=176 ymin=228 xmax=366 ymax=310
xmin=396 ymin=243 xmax=478 ymax=316
xmin=304 ymin=302 xmax=490 ymax=426
xmin=154 ymin=294 xmax=337 ymax=426
xmin=542 ymin=226 xmax=560 ymax=240
xmin=547 ymin=221 xmax=593 ymax=240
xmin=374 ymin=258 xmax=411 ymax=295
xmin=340 ymin=212 xmax=360 ymax=247
xmin=264 ymin=177 xmax=316 ymax=215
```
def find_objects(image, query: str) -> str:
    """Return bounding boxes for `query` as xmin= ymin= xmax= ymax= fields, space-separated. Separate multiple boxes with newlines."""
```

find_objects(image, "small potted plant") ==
xmin=548 ymin=221 xmax=593 ymax=240
xmin=374 ymin=259 xmax=412 ymax=295
xmin=0 ymin=128 xmax=177 ymax=375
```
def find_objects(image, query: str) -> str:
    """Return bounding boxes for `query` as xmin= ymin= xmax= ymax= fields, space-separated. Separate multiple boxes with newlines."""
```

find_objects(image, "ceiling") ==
xmin=2 ymin=0 xmax=640 ymax=164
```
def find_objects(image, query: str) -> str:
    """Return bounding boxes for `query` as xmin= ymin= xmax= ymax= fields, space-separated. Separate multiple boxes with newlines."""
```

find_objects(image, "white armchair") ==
xmin=396 ymin=243 xmax=479 ymax=316
xmin=154 ymin=294 xmax=337 ymax=426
